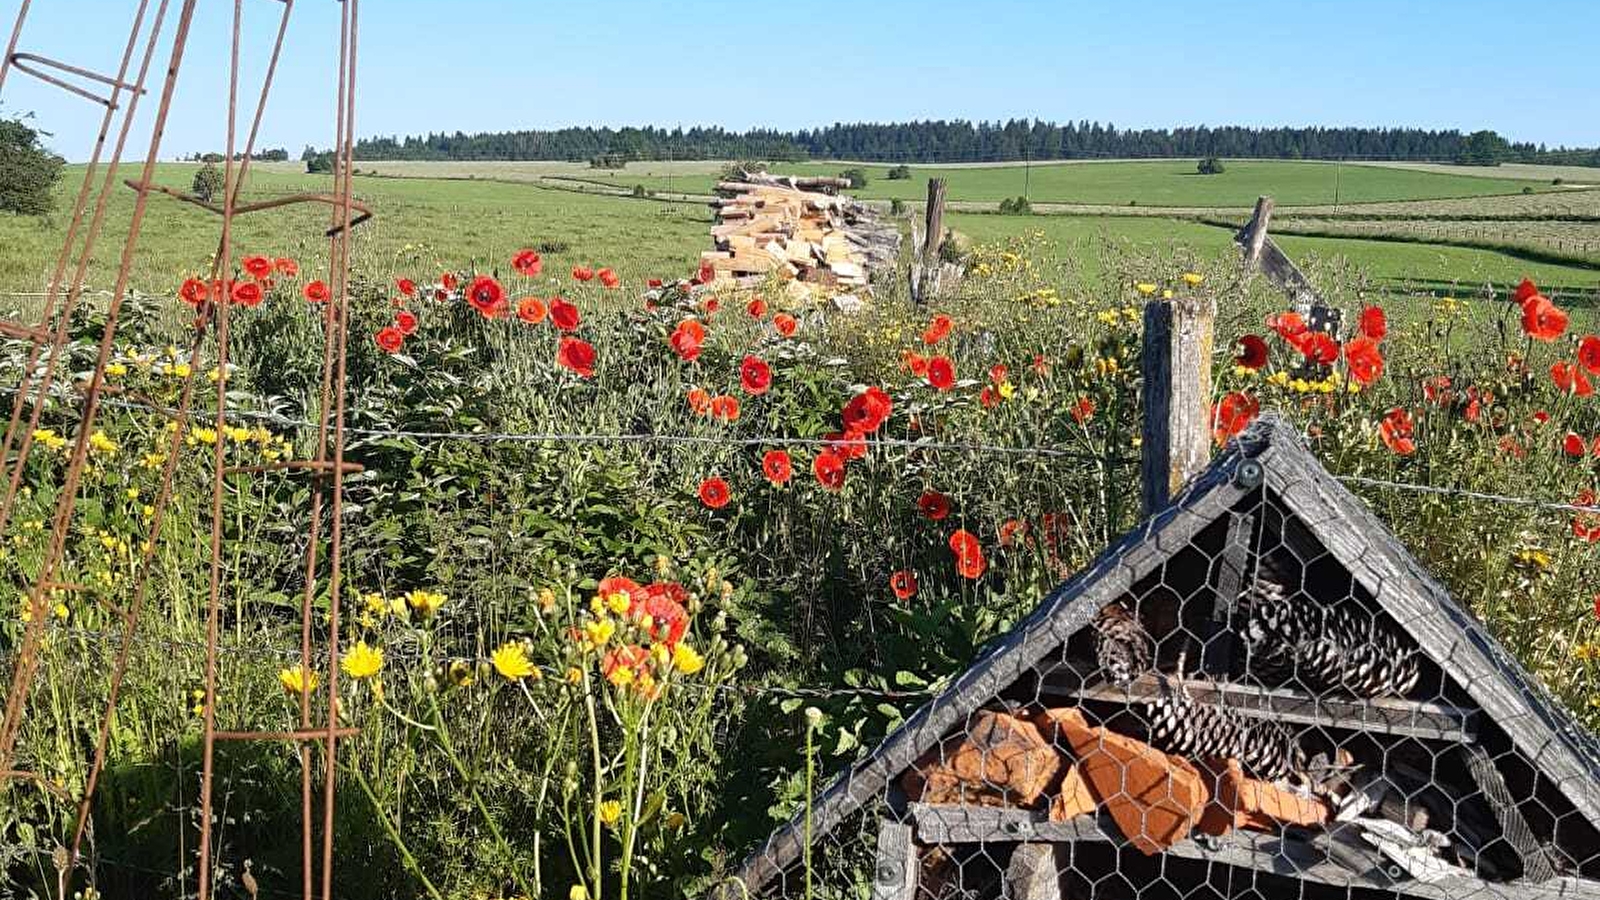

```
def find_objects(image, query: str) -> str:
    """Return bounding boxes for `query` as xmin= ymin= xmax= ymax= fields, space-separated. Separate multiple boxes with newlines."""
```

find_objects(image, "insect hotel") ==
xmin=721 ymin=414 xmax=1600 ymax=900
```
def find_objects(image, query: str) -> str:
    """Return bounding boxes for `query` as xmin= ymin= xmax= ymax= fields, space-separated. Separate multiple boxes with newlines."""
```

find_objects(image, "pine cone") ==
xmin=1143 ymin=674 xmax=1304 ymax=782
xmin=1239 ymin=577 xmax=1420 ymax=699
xmin=1093 ymin=603 xmax=1152 ymax=687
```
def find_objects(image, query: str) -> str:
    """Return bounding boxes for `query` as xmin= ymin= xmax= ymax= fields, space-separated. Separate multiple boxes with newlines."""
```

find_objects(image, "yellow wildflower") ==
xmin=448 ymin=659 xmax=476 ymax=687
xmin=604 ymin=591 xmax=631 ymax=615
xmin=225 ymin=426 xmax=251 ymax=443
xmin=997 ymin=382 xmax=1015 ymax=401
xmin=582 ymin=617 xmax=615 ymax=648
xmin=106 ymin=362 xmax=127 ymax=377
xmin=1135 ymin=282 xmax=1156 ymax=296
xmin=490 ymin=642 xmax=536 ymax=680
xmin=1266 ymin=370 xmax=1290 ymax=387
xmin=189 ymin=427 xmax=217 ymax=446
xmin=406 ymin=589 xmax=446 ymax=617
xmin=142 ymin=452 xmax=166 ymax=470
xmin=340 ymin=640 xmax=384 ymax=679
xmin=278 ymin=664 xmax=319 ymax=695
xmin=538 ymin=587 xmax=556 ymax=611
xmin=1181 ymin=272 xmax=1203 ymax=286
xmin=570 ymin=886 xmax=589 ymax=900
xmin=171 ymin=362 xmax=192 ymax=379
xmin=89 ymin=431 xmax=118 ymax=455
xmin=565 ymin=667 xmax=583 ymax=684
xmin=606 ymin=664 xmax=635 ymax=687
xmin=597 ymin=800 xmax=622 ymax=827
xmin=31 ymin=428 xmax=67 ymax=452
xmin=1161 ymin=289 xmax=1174 ymax=299
xmin=672 ymin=643 xmax=705 ymax=676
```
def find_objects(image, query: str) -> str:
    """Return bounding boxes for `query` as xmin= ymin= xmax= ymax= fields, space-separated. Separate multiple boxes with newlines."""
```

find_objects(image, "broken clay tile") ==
xmin=901 ymin=710 xmax=1064 ymax=809
xmin=1203 ymin=757 xmax=1331 ymax=834
xmin=1050 ymin=764 xmax=1098 ymax=822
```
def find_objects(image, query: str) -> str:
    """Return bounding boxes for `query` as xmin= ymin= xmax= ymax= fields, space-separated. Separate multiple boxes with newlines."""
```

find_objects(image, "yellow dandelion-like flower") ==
xmin=278 ymin=664 xmax=319 ymax=695
xmin=406 ymin=589 xmax=446 ymax=617
xmin=1181 ymin=272 xmax=1203 ymax=286
xmin=1135 ymin=282 xmax=1156 ymax=296
xmin=606 ymin=665 xmax=635 ymax=687
xmin=88 ymin=431 xmax=118 ymax=455
xmin=106 ymin=362 xmax=127 ymax=377
xmin=597 ymin=800 xmax=622 ymax=827
xmin=565 ymin=666 xmax=583 ymax=684
xmin=31 ymin=428 xmax=67 ymax=452
xmin=582 ymin=617 xmax=615 ymax=648
xmin=538 ymin=587 xmax=556 ymax=611
xmin=490 ymin=642 xmax=536 ymax=680
xmin=672 ymin=643 xmax=705 ymax=676
xmin=171 ymin=362 xmax=192 ymax=379
xmin=225 ymin=426 xmax=251 ymax=443
xmin=997 ymin=382 xmax=1015 ymax=401
xmin=340 ymin=640 xmax=384 ymax=679
xmin=189 ymin=427 xmax=218 ymax=446
xmin=569 ymin=886 xmax=590 ymax=900
xmin=604 ymin=591 xmax=631 ymax=615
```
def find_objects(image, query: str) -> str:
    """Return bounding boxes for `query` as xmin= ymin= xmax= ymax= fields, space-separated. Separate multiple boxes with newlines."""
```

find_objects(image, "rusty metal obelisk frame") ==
xmin=0 ymin=1 xmax=368 ymax=898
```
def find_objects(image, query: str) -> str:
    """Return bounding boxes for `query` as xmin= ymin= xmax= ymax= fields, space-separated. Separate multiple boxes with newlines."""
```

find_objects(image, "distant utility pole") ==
xmin=1333 ymin=157 xmax=1341 ymax=211
xmin=1023 ymin=146 xmax=1031 ymax=200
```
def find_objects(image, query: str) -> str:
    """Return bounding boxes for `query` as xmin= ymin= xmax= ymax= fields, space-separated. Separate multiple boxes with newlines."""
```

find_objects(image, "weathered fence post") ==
xmin=1141 ymin=294 xmax=1215 ymax=516
xmin=913 ymin=178 xmax=948 ymax=303
xmin=1241 ymin=196 xmax=1274 ymax=269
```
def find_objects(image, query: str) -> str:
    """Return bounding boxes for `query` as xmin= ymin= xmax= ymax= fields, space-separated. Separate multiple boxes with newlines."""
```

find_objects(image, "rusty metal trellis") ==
xmin=0 ymin=1 xmax=369 ymax=898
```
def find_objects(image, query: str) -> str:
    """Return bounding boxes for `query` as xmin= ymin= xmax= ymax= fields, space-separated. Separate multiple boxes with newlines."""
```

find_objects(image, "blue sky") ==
xmin=5 ymin=0 xmax=1598 ymax=161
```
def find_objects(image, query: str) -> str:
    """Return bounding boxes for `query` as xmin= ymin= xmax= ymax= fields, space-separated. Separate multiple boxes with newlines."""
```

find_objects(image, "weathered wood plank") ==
xmin=1141 ymin=296 xmax=1216 ymax=515
xmin=1201 ymin=512 xmax=1254 ymax=676
xmin=871 ymin=819 xmax=918 ymax=900
xmin=1006 ymin=843 xmax=1062 ymax=900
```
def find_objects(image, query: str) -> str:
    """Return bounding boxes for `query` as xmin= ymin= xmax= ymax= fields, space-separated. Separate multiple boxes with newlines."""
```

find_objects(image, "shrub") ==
xmin=631 ymin=183 xmax=649 ymax=198
xmin=1197 ymin=156 xmax=1226 ymax=175
xmin=1553 ymin=177 xmax=1565 ymax=185
xmin=998 ymin=196 xmax=1032 ymax=215
xmin=0 ymin=116 xmax=64 ymax=215
xmin=838 ymin=167 xmax=868 ymax=189
xmin=889 ymin=197 xmax=906 ymax=216
xmin=886 ymin=164 xmax=912 ymax=180
xmin=305 ymin=152 xmax=334 ymax=174
xmin=589 ymin=152 xmax=628 ymax=169
xmin=191 ymin=161 xmax=224 ymax=202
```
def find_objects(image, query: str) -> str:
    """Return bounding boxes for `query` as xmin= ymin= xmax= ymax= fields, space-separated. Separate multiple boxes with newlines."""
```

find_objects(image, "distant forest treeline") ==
xmin=330 ymin=120 xmax=1600 ymax=167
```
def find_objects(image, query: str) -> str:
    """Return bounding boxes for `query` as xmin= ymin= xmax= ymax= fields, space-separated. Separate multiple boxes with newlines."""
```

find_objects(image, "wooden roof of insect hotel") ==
xmin=721 ymin=415 xmax=1600 ymax=900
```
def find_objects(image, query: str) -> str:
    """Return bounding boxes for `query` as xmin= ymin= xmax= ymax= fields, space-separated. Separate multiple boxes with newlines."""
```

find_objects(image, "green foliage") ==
xmin=1197 ymin=155 xmax=1226 ymax=175
xmin=837 ymin=167 xmax=868 ymax=189
xmin=1457 ymin=129 xmax=1510 ymax=166
xmin=0 ymin=116 xmax=64 ymax=215
xmin=888 ymin=197 xmax=906 ymax=216
xmin=191 ymin=161 xmax=224 ymax=202
xmin=997 ymin=195 xmax=1032 ymax=215
xmin=305 ymin=152 xmax=334 ymax=174
xmin=886 ymin=164 xmax=912 ymax=180
xmin=590 ymin=152 xmax=629 ymax=169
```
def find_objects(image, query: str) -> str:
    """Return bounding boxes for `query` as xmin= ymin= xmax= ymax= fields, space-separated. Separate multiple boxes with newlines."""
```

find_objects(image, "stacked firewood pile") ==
xmin=703 ymin=171 xmax=900 ymax=300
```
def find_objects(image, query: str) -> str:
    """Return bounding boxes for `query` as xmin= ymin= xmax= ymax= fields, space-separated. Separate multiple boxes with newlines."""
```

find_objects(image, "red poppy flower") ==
xmin=230 ymin=280 xmax=263 ymax=307
xmin=917 ymin=490 xmax=951 ymax=521
xmin=441 ymin=272 xmax=458 ymax=291
xmin=999 ymin=518 xmax=1029 ymax=548
xmin=1211 ymin=391 xmax=1260 ymax=446
xmin=1379 ymin=408 xmax=1417 ymax=456
xmin=517 ymin=297 xmax=549 ymax=324
xmin=396 ymin=277 xmax=417 ymax=296
xmin=1235 ymin=335 xmax=1269 ymax=370
xmin=1521 ymin=295 xmax=1568 ymax=342
xmin=670 ymin=319 xmax=705 ymax=361
xmin=303 ymin=280 xmax=331 ymax=303
xmin=841 ymin=386 xmax=892 ymax=433
xmin=179 ymin=277 xmax=209 ymax=307
xmin=375 ymin=326 xmax=404 ymax=354
xmin=1572 ymin=489 xmax=1600 ymax=543
xmin=1032 ymin=354 xmax=1049 ymax=376
xmin=922 ymin=314 xmax=953 ymax=345
xmin=1512 ymin=278 xmax=1540 ymax=305
xmin=979 ymin=386 xmax=999 ymax=408
xmin=1070 ymin=397 xmax=1096 ymax=423
xmin=466 ymin=275 xmax=507 ymax=318
xmin=548 ymin=296 xmax=579 ymax=331
xmin=889 ymin=570 xmax=918 ymax=600
xmin=512 ymin=249 xmax=542 ymax=277
xmin=1552 ymin=362 xmax=1596 ymax=397
xmin=1344 ymin=336 xmax=1385 ymax=386
xmin=1498 ymin=435 xmax=1527 ymax=459
xmin=813 ymin=450 xmax=846 ymax=490
xmin=708 ymin=395 xmax=740 ymax=422
xmin=1564 ymin=433 xmax=1589 ymax=458
xmin=556 ymin=336 xmax=596 ymax=378
xmin=1292 ymin=330 xmax=1339 ymax=366
xmin=393 ymin=310 xmax=418 ymax=336
xmin=740 ymin=356 xmax=772 ymax=395
xmin=597 ymin=576 xmax=646 ymax=608
xmin=927 ymin=356 xmax=955 ymax=391
xmin=773 ymin=313 xmax=797 ymax=337
xmin=1533 ymin=410 xmax=1552 ymax=425
xmin=901 ymin=351 xmax=930 ymax=377
xmin=647 ymin=278 xmax=663 ymax=289
xmin=274 ymin=257 xmax=298 ymax=277
xmin=698 ymin=477 xmax=731 ymax=509
xmin=746 ymin=297 xmax=768 ymax=318
xmin=597 ymin=268 xmax=620 ymax=289
xmin=825 ymin=430 xmax=869 ymax=461
xmin=949 ymin=529 xmax=986 ymax=580
xmin=1266 ymin=311 xmax=1307 ymax=339
xmin=241 ymin=255 xmax=273 ymax=280
xmin=641 ymin=586 xmax=689 ymax=647
xmin=1357 ymin=306 xmax=1387 ymax=341
xmin=1423 ymin=375 xmax=1453 ymax=406
xmin=761 ymin=449 xmax=792 ymax=484
xmin=989 ymin=364 xmax=1008 ymax=385
xmin=1579 ymin=336 xmax=1600 ymax=376
xmin=686 ymin=388 xmax=712 ymax=415
xmin=572 ymin=265 xmax=595 ymax=282
xmin=1462 ymin=386 xmax=1491 ymax=423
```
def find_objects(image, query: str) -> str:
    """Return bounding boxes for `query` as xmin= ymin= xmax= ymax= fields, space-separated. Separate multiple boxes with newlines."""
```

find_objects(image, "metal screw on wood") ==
xmin=875 ymin=861 xmax=902 ymax=884
xmin=1235 ymin=459 xmax=1265 ymax=490
xmin=1001 ymin=818 xmax=1034 ymax=838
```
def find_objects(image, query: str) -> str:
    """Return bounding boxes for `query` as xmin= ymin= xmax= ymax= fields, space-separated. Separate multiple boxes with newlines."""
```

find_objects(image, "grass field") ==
xmin=3 ymin=162 xmax=1597 ymax=307
xmin=546 ymin=158 xmax=1563 ymax=207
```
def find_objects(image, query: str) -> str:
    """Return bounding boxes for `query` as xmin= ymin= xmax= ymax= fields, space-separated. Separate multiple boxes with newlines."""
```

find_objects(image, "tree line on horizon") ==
xmin=325 ymin=120 xmax=1600 ymax=168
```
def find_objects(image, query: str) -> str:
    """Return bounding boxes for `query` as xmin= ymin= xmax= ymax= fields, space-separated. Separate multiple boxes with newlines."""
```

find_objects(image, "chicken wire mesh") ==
xmin=724 ymin=416 xmax=1600 ymax=900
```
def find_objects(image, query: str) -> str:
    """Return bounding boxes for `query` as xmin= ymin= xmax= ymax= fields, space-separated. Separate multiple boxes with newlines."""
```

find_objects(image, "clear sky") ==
xmin=4 ymin=0 xmax=1598 ymax=161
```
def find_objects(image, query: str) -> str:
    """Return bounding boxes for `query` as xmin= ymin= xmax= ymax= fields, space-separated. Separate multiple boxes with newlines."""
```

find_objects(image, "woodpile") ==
xmin=704 ymin=171 xmax=900 ymax=299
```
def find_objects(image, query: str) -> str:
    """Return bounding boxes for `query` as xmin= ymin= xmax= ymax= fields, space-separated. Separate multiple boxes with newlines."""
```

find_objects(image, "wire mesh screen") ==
xmin=726 ymin=424 xmax=1600 ymax=900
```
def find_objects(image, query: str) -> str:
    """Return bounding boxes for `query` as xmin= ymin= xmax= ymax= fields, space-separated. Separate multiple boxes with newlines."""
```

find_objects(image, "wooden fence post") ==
xmin=1241 ymin=196 xmax=1274 ymax=269
xmin=1141 ymin=295 xmax=1215 ymax=516
xmin=914 ymin=178 xmax=948 ymax=304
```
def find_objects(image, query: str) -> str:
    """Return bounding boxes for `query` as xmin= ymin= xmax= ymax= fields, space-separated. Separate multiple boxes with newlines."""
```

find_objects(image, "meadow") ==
xmin=3 ymin=156 xmax=1600 ymax=899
